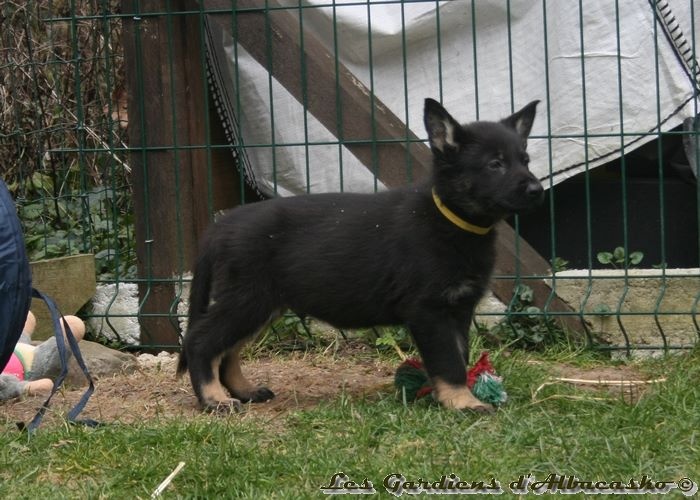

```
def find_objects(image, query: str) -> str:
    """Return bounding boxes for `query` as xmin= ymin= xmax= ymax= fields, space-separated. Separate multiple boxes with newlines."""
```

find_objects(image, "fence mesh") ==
xmin=2 ymin=0 xmax=698 ymax=356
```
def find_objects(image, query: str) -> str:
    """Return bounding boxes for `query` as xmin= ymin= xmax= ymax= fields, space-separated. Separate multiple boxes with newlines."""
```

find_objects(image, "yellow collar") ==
xmin=431 ymin=188 xmax=493 ymax=235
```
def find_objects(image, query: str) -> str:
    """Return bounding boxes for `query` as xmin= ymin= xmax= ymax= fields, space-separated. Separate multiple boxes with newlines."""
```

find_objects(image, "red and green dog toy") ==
xmin=394 ymin=351 xmax=507 ymax=406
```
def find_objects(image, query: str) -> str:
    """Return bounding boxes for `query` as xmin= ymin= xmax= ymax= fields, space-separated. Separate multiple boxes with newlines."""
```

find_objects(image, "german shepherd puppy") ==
xmin=178 ymin=98 xmax=543 ymax=413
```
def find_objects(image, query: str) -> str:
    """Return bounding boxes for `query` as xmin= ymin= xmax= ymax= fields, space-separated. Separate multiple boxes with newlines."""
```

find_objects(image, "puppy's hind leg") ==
xmin=220 ymin=345 xmax=274 ymax=404
xmin=219 ymin=311 xmax=281 ymax=403
xmin=183 ymin=302 xmax=247 ymax=413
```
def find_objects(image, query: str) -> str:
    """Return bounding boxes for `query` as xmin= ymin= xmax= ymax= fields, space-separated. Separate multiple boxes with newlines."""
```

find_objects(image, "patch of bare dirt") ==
xmin=2 ymin=347 xmax=663 ymax=429
xmin=1 ymin=343 xmax=396 ymax=428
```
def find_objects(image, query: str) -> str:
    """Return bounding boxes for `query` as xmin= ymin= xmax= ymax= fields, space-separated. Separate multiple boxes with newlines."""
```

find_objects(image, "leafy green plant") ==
xmin=374 ymin=326 xmax=412 ymax=356
xmin=551 ymin=256 xmax=570 ymax=273
xmin=255 ymin=313 xmax=317 ymax=353
xmin=17 ymin=178 xmax=136 ymax=281
xmin=597 ymin=246 xmax=644 ymax=269
xmin=489 ymin=284 xmax=566 ymax=350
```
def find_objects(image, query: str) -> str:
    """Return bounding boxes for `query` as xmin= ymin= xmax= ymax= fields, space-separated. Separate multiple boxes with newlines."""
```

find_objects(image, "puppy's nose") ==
xmin=526 ymin=181 xmax=544 ymax=201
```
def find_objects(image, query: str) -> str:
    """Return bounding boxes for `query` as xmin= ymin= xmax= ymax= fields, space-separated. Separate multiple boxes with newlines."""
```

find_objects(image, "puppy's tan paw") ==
xmin=434 ymin=379 xmax=494 ymax=413
xmin=203 ymin=398 xmax=244 ymax=414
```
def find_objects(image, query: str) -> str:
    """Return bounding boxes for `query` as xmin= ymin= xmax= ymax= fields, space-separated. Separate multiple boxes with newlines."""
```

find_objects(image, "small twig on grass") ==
xmin=531 ymin=377 xmax=667 ymax=404
xmin=151 ymin=461 xmax=185 ymax=499
xmin=550 ymin=376 xmax=667 ymax=386
xmin=531 ymin=392 xmax=613 ymax=404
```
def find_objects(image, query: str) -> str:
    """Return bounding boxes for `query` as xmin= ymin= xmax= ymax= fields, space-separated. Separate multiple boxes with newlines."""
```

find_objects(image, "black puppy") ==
xmin=178 ymin=98 xmax=543 ymax=413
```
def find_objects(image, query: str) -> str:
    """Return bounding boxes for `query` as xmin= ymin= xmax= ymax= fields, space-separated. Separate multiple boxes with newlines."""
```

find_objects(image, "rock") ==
xmin=65 ymin=341 xmax=138 ymax=387
xmin=474 ymin=291 xmax=508 ymax=327
xmin=89 ymin=284 xmax=141 ymax=345
xmin=137 ymin=351 xmax=179 ymax=373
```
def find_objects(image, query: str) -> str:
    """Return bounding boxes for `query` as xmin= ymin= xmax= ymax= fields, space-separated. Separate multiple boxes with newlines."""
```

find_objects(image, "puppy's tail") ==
xmin=176 ymin=345 xmax=189 ymax=376
xmin=176 ymin=351 xmax=188 ymax=376
xmin=177 ymin=250 xmax=214 ymax=376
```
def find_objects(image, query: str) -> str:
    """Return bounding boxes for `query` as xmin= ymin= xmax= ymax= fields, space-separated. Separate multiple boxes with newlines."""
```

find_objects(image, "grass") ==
xmin=1 ymin=344 xmax=699 ymax=498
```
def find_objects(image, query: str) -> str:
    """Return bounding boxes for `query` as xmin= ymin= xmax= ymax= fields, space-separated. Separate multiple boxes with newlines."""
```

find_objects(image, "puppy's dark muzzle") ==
xmin=509 ymin=178 xmax=544 ymax=213
xmin=525 ymin=180 xmax=544 ymax=205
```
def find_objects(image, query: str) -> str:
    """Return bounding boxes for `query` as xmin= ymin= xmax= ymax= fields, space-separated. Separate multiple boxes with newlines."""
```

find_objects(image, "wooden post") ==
xmin=122 ymin=0 xmax=241 ymax=348
xmin=205 ymin=0 xmax=583 ymax=334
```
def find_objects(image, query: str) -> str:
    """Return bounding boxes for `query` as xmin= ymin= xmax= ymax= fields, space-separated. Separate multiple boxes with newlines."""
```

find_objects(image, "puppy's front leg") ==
xmin=408 ymin=314 xmax=494 ymax=413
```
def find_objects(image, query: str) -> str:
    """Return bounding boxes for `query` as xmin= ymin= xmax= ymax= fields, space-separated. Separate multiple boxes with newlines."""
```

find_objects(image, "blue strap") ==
xmin=25 ymin=289 xmax=98 ymax=432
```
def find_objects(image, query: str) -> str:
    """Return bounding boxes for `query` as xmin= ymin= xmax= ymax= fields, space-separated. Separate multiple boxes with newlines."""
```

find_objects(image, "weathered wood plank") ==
xmin=30 ymin=255 xmax=96 ymax=340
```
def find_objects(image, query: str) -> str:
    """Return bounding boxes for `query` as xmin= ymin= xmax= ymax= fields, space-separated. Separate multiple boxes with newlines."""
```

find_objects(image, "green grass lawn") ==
xmin=1 ymin=346 xmax=699 ymax=499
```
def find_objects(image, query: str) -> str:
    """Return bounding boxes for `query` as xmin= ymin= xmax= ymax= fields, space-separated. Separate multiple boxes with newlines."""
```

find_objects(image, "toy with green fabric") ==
xmin=394 ymin=351 xmax=507 ymax=406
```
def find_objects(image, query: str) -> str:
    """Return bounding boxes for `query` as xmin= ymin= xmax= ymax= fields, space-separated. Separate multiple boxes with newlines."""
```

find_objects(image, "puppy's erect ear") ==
xmin=424 ymin=98 xmax=461 ymax=154
xmin=501 ymin=100 xmax=540 ymax=144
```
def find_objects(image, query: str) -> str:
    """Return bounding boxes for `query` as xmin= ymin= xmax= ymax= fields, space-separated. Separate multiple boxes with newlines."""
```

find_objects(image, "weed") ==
xmin=254 ymin=313 xmax=317 ymax=354
xmin=551 ymin=256 xmax=570 ymax=273
xmin=374 ymin=326 xmax=413 ymax=358
xmin=17 ymin=178 xmax=136 ymax=280
xmin=488 ymin=284 xmax=567 ymax=350
xmin=597 ymin=246 xmax=644 ymax=269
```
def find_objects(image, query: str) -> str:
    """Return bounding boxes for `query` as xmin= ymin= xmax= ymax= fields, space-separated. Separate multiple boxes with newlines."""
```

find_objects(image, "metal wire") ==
xmin=4 ymin=0 xmax=698 ymax=355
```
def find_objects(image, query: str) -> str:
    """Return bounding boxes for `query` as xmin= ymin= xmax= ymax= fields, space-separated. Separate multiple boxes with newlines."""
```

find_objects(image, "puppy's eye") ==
xmin=521 ymin=153 xmax=530 ymax=165
xmin=488 ymin=159 xmax=503 ymax=170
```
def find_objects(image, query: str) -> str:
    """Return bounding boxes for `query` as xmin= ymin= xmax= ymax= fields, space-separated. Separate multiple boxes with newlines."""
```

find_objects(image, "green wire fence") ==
xmin=1 ymin=0 xmax=698 ymax=357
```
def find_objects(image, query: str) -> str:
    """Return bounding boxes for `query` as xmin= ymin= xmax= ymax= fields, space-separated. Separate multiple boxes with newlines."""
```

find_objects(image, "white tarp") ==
xmin=221 ymin=0 xmax=700 ymax=196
